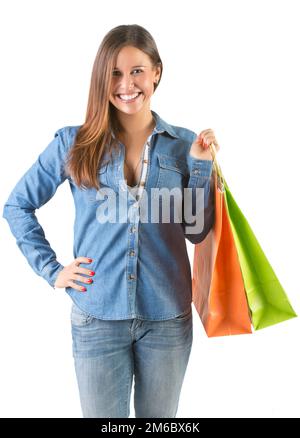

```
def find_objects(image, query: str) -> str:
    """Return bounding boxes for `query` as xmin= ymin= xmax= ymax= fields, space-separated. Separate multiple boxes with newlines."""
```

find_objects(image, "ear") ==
xmin=154 ymin=62 xmax=162 ymax=83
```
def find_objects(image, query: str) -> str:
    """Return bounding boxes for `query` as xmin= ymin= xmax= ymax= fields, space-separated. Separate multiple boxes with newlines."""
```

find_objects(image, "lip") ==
xmin=116 ymin=91 xmax=142 ymax=96
xmin=116 ymin=92 xmax=143 ymax=103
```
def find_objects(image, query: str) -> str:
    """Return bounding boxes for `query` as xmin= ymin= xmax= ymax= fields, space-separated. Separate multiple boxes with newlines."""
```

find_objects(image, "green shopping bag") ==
xmin=209 ymin=144 xmax=297 ymax=331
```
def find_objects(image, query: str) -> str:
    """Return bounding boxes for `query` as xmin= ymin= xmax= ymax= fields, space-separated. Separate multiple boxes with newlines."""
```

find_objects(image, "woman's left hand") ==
xmin=189 ymin=128 xmax=220 ymax=160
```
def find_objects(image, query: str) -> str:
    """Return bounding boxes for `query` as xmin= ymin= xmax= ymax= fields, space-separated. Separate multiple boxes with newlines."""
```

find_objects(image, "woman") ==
xmin=3 ymin=24 xmax=220 ymax=418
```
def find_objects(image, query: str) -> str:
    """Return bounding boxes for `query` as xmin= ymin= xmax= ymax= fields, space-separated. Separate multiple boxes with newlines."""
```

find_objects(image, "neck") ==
xmin=115 ymin=109 xmax=155 ymax=139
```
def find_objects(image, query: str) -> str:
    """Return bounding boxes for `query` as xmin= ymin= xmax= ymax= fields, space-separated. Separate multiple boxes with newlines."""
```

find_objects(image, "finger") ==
xmin=197 ymin=131 xmax=206 ymax=141
xmin=67 ymin=280 xmax=87 ymax=292
xmin=72 ymin=273 xmax=94 ymax=285
xmin=205 ymin=137 xmax=218 ymax=148
xmin=199 ymin=129 xmax=214 ymax=136
xmin=202 ymin=137 xmax=214 ymax=148
xmin=197 ymin=135 xmax=209 ymax=146
xmin=75 ymin=266 xmax=95 ymax=276
xmin=74 ymin=256 xmax=93 ymax=267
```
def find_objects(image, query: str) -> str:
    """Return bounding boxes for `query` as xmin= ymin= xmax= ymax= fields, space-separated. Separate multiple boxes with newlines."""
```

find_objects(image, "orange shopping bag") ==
xmin=192 ymin=157 xmax=252 ymax=337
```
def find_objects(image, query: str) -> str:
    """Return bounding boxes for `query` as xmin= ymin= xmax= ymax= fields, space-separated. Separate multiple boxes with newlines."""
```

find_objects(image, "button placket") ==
xmin=126 ymin=132 xmax=153 ymax=295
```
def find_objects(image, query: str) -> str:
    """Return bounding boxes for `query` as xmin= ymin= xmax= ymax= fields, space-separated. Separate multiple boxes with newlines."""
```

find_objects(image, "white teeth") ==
xmin=118 ymin=92 xmax=140 ymax=101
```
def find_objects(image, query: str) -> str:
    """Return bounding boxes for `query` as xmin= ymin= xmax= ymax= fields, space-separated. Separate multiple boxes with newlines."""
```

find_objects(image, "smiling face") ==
xmin=109 ymin=46 xmax=161 ymax=116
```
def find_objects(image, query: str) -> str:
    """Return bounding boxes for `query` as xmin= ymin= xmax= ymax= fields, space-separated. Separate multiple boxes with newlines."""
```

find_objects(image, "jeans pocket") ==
xmin=71 ymin=302 xmax=95 ymax=327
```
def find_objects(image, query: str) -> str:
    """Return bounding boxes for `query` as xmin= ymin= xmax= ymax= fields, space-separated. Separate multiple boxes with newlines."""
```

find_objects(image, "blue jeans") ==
xmin=70 ymin=302 xmax=193 ymax=418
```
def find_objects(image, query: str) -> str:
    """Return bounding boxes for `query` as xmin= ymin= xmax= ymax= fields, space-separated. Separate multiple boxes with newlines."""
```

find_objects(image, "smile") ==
xmin=116 ymin=92 xmax=143 ymax=103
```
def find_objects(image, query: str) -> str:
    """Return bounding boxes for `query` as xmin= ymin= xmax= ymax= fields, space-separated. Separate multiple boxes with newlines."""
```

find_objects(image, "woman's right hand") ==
xmin=54 ymin=257 xmax=95 ymax=292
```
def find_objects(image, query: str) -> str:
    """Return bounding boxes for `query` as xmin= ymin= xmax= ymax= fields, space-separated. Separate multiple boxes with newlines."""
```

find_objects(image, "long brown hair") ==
xmin=65 ymin=24 xmax=163 ymax=191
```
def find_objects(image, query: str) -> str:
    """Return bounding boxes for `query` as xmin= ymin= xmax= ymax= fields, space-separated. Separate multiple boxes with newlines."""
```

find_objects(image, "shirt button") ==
xmin=129 ymin=250 xmax=135 ymax=256
xmin=193 ymin=169 xmax=200 ymax=175
xmin=140 ymin=181 xmax=145 ymax=187
xmin=130 ymin=226 xmax=136 ymax=233
xmin=143 ymin=159 xmax=148 ymax=164
xmin=129 ymin=273 xmax=135 ymax=280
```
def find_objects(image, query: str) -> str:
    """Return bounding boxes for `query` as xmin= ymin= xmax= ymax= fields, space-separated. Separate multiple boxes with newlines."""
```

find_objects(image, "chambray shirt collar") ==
xmin=151 ymin=110 xmax=180 ymax=138
xmin=111 ymin=110 xmax=180 ymax=140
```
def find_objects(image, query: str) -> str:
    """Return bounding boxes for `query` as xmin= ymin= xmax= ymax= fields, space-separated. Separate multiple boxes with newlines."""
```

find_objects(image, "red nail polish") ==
xmin=81 ymin=287 xmax=86 ymax=291
xmin=89 ymin=271 xmax=95 ymax=276
xmin=88 ymin=258 xmax=93 ymax=263
xmin=87 ymin=279 xmax=93 ymax=283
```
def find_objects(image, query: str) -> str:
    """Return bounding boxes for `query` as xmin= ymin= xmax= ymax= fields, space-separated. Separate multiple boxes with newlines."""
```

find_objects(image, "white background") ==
xmin=0 ymin=0 xmax=299 ymax=418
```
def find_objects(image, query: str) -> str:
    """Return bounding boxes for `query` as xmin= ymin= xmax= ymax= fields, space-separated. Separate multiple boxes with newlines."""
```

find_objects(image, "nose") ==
xmin=118 ymin=75 xmax=135 ymax=92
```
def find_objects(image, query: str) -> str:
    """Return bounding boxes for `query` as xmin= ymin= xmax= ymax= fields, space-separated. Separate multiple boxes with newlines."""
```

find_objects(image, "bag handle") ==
xmin=209 ymin=142 xmax=225 ymax=192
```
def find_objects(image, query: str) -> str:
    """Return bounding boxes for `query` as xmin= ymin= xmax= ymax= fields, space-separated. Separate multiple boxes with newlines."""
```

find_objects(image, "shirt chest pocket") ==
xmin=156 ymin=153 xmax=189 ymax=190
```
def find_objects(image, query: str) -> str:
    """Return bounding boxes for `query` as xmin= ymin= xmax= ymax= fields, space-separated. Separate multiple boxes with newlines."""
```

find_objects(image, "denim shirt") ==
xmin=2 ymin=110 xmax=214 ymax=320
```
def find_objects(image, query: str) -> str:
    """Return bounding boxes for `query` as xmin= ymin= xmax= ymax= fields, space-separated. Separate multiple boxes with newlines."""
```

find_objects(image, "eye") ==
xmin=112 ymin=69 xmax=143 ymax=76
xmin=132 ymin=69 xmax=143 ymax=74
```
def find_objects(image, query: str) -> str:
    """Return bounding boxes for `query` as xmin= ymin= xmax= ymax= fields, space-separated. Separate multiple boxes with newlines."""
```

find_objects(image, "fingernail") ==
xmin=87 ymin=279 xmax=93 ymax=283
xmin=88 ymin=258 xmax=93 ymax=263
xmin=89 ymin=271 xmax=95 ymax=276
xmin=81 ymin=287 xmax=86 ymax=291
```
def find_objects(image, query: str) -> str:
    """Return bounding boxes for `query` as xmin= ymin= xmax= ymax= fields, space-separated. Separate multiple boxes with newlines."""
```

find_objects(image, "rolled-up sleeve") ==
xmin=2 ymin=127 xmax=70 ymax=289
xmin=183 ymin=152 xmax=215 ymax=244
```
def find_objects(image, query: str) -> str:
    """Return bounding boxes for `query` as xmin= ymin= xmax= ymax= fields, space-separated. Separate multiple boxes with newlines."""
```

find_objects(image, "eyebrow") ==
xmin=113 ymin=65 xmax=147 ymax=70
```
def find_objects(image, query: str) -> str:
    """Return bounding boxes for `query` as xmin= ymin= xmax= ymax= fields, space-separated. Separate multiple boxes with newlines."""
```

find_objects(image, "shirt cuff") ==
xmin=187 ymin=156 xmax=213 ymax=182
xmin=41 ymin=261 xmax=65 ymax=290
